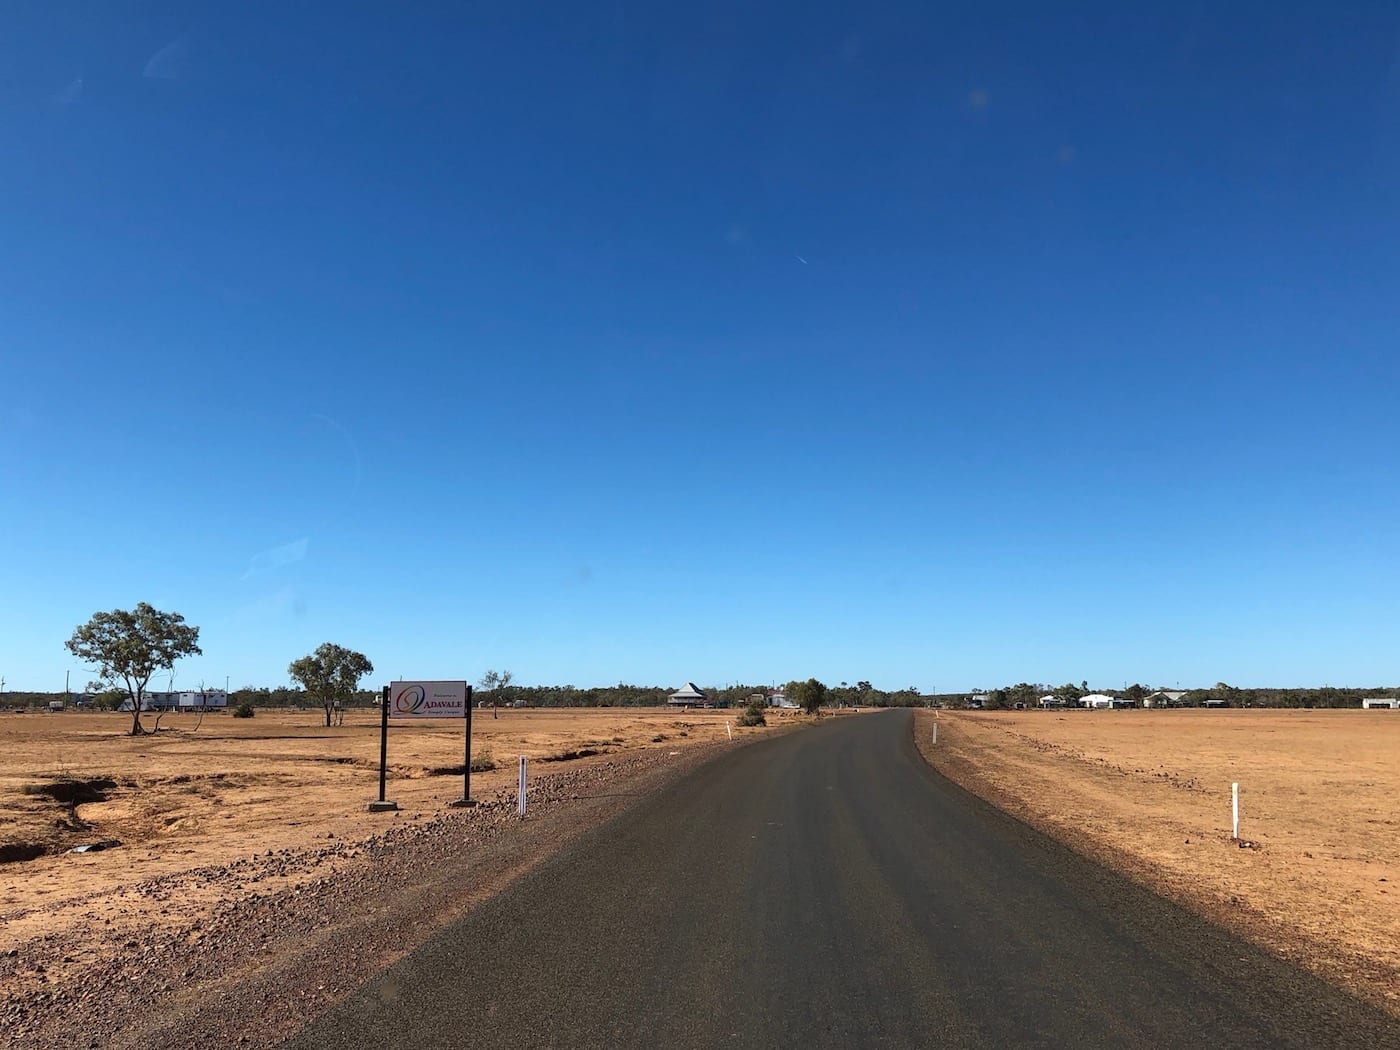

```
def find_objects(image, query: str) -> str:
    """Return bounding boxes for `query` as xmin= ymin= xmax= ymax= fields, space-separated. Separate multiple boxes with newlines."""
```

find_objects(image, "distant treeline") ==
xmin=7 ymin=682 xmax=1395 ymax=711
xmin=1177 ymin=685 xmax=1399 ymax=709
xmin=233 ymin=681 xmax=937 ymax=709
xmin=230 ymin=686 xmax=380 ymax=708
xmin=973 ymin=682 xmax=1400 ymax=710
xmin=4 ymin=682 xmax=931 ymax=710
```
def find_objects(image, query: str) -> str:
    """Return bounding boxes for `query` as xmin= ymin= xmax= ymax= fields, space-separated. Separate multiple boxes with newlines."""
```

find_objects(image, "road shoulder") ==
xmin=912 ymin=709 xmax=1400 ymax=1021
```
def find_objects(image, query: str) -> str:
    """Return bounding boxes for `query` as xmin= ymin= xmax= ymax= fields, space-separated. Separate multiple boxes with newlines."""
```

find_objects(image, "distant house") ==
xmin=1201 ymin=697 xmax=1229 ymax=708
xmin=667 ymin=683 xmax=709 ymax=708
xmin=1361 ymin=698 xmax=1400 ymax=710
xmin=1145 ymin=691 xmax=1187 ymax=708
xmin=968 ymin=692 xmax=990 ymax=709
xmin=1038 ymin=695 xmax=1066 ymax=708
xmin=767 ymin=690 xmax=798 ymax=710
xmin=1079 ymin=693 xmax=1115 ymax=709
xmin=1108 ymin=697 xmax=1138 ymax=710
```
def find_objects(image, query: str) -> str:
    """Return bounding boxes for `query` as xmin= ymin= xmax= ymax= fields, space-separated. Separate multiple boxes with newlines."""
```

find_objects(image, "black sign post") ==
xmin=369 ymin=684 xmax=398 ymax=812
xmin=450 ymin=685 xmax=477 ymax=807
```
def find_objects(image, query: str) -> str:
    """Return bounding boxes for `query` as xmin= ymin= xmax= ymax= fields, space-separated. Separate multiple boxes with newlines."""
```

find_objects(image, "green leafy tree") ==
xmin=65 ymin=603 xmax=202 ymax=735
xmin=787 ymin=677 xmax=828 ymax=715
xmin=288 ymin=643 xmax=374 ymax=727
xmin=479 ymin=669 xmax=515 ymax=720
xmin=1006 ymin=683 xmax=1039 ymax=709
xmin=86 ymin=681 xmax=128 ymax=712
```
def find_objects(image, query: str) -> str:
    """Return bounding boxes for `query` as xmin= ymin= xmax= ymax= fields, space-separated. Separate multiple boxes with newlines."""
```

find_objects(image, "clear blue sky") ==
xmin=4 ymin=3 xmax=1399 ymax=693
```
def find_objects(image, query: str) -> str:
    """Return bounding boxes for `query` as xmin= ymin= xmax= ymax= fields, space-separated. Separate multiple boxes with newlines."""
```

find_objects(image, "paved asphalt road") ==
xmin=289 ymin=711 xmax=1399 ymax=1049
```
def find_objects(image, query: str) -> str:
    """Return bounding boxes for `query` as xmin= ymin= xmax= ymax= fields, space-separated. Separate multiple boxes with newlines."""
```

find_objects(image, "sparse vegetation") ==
xmin=544 ymin=747 xmax=604 ymax=762
xmin=479 ymin=669 xmax=514 ymax=720
xmin=232 ymin=702 xmax=255 ymax=719
xmin=736 ymin=695 xmax=767 ymax=727
xmin=470 ymin=750 xmax=496 ymax=773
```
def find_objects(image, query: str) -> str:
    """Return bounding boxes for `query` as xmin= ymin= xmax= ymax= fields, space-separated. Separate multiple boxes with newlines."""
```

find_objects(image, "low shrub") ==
xmin=231 ymin=702 xmax=255 ymax=719
xmin=469 ymin=750 xmax=496 ymax=773
xmin=736 ymin=697 xmax=767 ymax=727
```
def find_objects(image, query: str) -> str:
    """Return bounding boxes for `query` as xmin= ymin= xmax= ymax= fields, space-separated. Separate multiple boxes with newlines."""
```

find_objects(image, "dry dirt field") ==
xmin=0 ymin=706 xmax=781 ymax=947
xmin=917 ymin=708 xmax=1400 ymax=1015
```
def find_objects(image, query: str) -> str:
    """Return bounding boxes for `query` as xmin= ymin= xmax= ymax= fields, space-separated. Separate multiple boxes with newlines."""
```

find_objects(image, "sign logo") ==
xmin=392 ymin=684 xmax=426 ymax=715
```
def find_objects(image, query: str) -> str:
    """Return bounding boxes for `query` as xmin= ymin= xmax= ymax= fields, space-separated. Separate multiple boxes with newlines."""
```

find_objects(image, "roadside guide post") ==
xmin=517 ymin=755 xmax=528 ymax=817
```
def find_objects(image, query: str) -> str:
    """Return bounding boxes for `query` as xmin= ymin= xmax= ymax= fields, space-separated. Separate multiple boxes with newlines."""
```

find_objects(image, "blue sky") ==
xmin=3 ymin=2 xmax=1399 ymax=693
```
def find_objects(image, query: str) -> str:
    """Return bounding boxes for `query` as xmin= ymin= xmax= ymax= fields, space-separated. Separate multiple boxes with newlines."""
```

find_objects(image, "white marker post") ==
xmin=1231 ymin=782 xmax=1239 ymax=840
xmin=931 ymin=722 xmax=938 ymax=745
xmin=517 ymin=755 xmax=529 ymax=818
xmin=726 ymin=721 xmax=733 ymax=741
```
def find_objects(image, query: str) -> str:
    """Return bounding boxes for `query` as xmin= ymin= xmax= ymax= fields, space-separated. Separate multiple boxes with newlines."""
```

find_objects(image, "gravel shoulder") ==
xmin=2 ymin=733 xmax=788 ymax=1049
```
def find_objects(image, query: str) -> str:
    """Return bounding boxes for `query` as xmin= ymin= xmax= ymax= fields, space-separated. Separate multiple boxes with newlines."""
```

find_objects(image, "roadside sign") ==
xmin=389 ymin=681 xmax=468 ymax=719
xmin=372 ymin=681 xmax=476 ymax=811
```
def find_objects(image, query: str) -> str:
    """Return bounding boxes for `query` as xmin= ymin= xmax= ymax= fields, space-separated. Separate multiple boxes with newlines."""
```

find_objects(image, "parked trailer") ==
xmin=176 ymin=690 xmax=228 ymax=711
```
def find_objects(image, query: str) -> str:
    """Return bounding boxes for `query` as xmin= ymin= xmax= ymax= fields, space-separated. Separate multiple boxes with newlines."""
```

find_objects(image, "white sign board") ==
xmin=389 ymin=681 xmax=468 ymax=719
